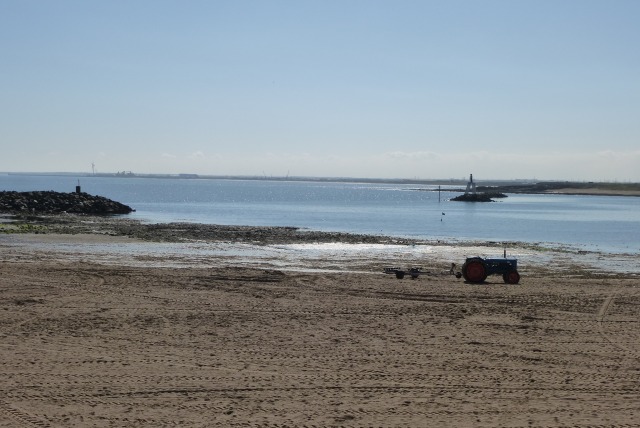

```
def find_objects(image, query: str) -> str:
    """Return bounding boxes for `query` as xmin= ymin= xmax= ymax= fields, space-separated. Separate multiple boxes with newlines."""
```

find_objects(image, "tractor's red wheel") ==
xmin=503 ymin=270 xmax=520 ymax=284
xmin=462 ymin=259 xmax=487 ymax=283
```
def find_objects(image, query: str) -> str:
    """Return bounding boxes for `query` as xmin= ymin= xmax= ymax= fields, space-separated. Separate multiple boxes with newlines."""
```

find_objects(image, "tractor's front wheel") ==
xmin=503 ymin=270 xmax=520 ymax=284
xmin=462 ymin=259 xmax=487 ymax=283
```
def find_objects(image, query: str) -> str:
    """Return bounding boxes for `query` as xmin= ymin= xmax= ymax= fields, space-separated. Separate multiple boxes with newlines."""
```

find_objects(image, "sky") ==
xmin=1 ymin=0 xmax=639 ymax=181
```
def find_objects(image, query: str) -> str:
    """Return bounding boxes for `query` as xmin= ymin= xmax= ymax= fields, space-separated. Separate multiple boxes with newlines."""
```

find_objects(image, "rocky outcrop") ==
xmin=0 ymin=191 xmax=134 ymax=215
xmin=451 ymin=192 xmax=507 ymax=202
xmin=24 ymin=216 xmax=418 ymax=245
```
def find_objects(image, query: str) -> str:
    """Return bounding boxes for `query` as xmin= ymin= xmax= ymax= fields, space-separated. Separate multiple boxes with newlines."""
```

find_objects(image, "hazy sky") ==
xmin=2 ymin=1 xmax=639 ymax=181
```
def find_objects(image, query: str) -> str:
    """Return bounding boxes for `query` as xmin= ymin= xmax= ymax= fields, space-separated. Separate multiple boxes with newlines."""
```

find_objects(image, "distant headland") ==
xmin=450 ymin=176 xmax=640 ymax=201
xmin=474 ymin=181 xmax=640 ymax=197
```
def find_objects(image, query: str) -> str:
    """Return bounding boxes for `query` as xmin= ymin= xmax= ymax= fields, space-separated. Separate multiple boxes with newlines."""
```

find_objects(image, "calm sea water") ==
xmin=2 ymin=174 xmax=639 ymax=254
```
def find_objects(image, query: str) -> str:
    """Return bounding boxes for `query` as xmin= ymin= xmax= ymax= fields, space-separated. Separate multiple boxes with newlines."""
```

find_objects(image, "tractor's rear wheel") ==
xmin=462 ymin=259 xmax=487 ymax=283
xmin=395 ymin=271 xmax=405 ymax=279
xmin=503 ymin=270 xmax=520 ymax=284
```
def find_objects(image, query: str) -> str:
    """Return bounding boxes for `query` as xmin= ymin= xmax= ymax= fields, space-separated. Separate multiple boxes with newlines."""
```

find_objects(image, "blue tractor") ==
xmin=461 ymin=257 xmax=520 ymax=284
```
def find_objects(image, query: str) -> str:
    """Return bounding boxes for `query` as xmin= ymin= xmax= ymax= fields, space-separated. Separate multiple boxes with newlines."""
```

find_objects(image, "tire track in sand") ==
xmin=0 ymin=400 xmax=50 ymax=428
xmin=597 ymin=293 xmax=634 ymax=354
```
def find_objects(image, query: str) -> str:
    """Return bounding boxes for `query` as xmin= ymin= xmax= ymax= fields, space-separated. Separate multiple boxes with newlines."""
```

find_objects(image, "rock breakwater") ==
xmin=0 ymin=191 xmax=133 ymax=215
xmin=451 ymin=192 xmax=507 ymax=202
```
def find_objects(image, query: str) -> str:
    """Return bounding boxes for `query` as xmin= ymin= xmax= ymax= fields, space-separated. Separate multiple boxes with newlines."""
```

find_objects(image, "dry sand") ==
xmin=1 ymin=217 xmax=639 ymax=427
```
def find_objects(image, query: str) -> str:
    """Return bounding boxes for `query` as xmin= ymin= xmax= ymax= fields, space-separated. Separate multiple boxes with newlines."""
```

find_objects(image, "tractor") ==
xmin=461 ymin=257 xmax=520 ymax=284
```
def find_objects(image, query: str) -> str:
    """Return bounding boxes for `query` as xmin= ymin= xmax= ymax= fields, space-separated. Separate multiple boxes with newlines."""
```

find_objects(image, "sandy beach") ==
xmin=1 ymin=216 xmax=639 ymax=427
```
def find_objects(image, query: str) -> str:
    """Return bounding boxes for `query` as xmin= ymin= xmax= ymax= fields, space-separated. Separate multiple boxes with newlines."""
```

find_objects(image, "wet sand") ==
xmin=1 ymin=216 xmax=639 ymax=427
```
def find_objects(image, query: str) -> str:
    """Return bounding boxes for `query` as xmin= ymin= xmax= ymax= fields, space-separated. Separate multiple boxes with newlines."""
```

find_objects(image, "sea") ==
xmin=1 ymin=174 xmax=639 ymax=255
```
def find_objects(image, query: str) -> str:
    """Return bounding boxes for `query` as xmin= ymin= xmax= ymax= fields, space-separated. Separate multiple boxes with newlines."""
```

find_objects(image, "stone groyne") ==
xmin=451 ymin=192 xmax=507 ymax=202
xmin=0 ymin=191 xmax=134 ymax=215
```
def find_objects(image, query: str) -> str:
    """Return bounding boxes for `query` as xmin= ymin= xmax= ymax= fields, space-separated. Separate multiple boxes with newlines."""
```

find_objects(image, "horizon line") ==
xmin=2 ymin=171 xmax=639 ymax=185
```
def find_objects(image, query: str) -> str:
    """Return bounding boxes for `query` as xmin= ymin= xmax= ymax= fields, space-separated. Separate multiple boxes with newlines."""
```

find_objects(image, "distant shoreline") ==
xmin=3 ymin=172 xmax=639 ymax=196
xmin=542 ymin=188 xmax=640 ymax=196
xmin=476 ymin=182 xmax=640 ymax=197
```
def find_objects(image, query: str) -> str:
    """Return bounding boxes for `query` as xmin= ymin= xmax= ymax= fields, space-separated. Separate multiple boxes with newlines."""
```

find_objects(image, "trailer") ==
xmin=383 ymin=267 xmax=425 ymax=279
xmin=384 ymin=263 xmax=459 ymax=280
